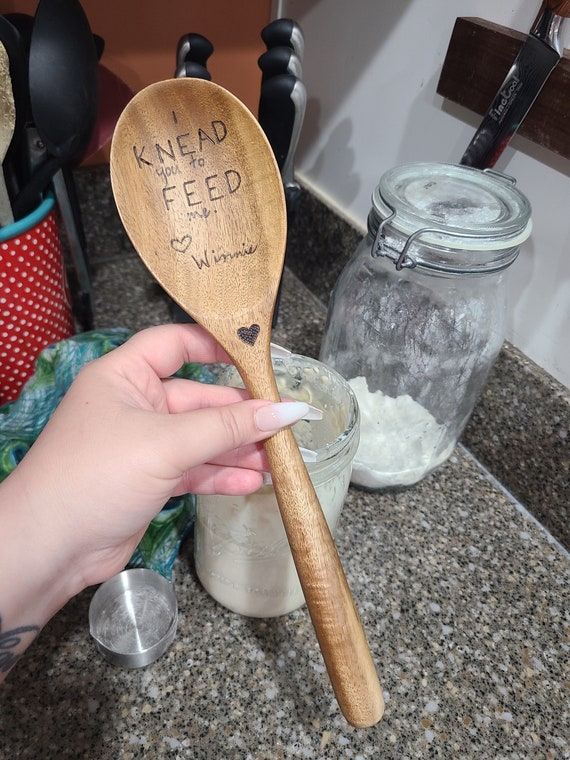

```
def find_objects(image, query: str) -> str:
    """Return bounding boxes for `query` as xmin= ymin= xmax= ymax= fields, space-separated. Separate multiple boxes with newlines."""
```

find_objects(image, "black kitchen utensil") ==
xmin=461 ymin=0 xmax=570 ymax=168
xmin=12 ymin=0 xmax=98 ymax=330
xmin=12 ymin=0 xmax=98 ymax=219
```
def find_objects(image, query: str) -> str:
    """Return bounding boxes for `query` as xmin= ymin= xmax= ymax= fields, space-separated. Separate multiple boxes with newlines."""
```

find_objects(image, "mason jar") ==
xmin=319 ymin=162 xmax=532 ymax=491
xmin=194 ymin=353 xmax=359 ymax=617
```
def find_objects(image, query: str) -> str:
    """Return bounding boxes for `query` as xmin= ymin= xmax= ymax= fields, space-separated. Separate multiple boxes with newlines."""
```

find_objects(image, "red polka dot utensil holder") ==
xmin=0 ymin=196 xmax=74 ymax=404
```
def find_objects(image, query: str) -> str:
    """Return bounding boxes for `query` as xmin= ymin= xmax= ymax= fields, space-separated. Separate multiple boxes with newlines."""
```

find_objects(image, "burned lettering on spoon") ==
xmin=162 ymin=169 xmax=241 ymax=208
xmin=132 ymin=116 xmax=240 ymax=212
xmin=188 ymin=242 xmax=258 ymax=269
xmin=132 ymin=118 xmax=228 ymax=170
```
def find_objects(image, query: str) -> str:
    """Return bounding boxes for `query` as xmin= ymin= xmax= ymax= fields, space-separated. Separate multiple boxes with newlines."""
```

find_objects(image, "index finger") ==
xmin=162 ymin=377 xmax=251 ymax=414
xmin=109 ymin=323 xmax=233 ymax=379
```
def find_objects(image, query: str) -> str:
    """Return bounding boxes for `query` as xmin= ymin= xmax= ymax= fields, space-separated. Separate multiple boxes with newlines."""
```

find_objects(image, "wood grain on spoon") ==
xmin=110 ymin=78 xmax=384 ymax=728
xmin=0 ymin=41 xmax=15 ymax=226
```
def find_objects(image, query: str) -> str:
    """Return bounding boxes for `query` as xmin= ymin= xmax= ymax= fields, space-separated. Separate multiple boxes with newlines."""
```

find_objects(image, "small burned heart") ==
xmin=237 ymin=324 xmax=260 ymax=345
xmin=170 ymin=235 xmax=192 ymax=253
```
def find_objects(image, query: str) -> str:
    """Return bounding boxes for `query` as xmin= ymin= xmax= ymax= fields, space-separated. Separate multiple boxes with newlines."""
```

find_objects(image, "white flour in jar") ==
xmin=348 ymin=376 xmax=454 ymax=489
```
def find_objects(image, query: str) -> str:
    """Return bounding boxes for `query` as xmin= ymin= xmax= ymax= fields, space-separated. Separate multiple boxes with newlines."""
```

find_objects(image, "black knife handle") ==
xmin=258 ymin=45 xmax=302 ymax=83
xmin=261 ymin=18 xmax=304 ymax=60
xmin=258 ymin=74 xmax=297 ymax=171
xmin=175 ymin=61 xmax=211 ymax=80
xmin=176 ymin=33 xmax=213 ymax=68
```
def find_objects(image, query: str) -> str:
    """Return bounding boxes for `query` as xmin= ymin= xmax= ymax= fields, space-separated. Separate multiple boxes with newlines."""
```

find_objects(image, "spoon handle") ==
xmin=238 ymin=346 xmax=384 ymax=727
xmin=264 ymin=425 xmax=385 ymax=727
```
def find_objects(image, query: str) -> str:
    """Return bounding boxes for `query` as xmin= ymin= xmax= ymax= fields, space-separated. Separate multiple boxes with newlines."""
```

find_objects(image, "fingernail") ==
xmin=262 ymin=471 xmax=273 ymax=486
xmin=255 ymin=401 xmax=311 ymax=432
xmin=304 ymin=404 xmax=323 ymax=420
xmin=270 ymin=342 xmax=292 ymax=360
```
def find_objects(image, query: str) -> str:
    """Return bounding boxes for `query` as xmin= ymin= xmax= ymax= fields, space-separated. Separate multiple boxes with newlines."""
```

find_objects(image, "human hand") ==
xmin=1 ymin=324 xmax=313 ymax=603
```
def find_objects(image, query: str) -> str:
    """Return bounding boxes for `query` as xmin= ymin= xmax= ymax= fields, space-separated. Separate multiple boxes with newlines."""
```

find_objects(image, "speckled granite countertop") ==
xmin=1 ymin=168 xmax=569 ymax=759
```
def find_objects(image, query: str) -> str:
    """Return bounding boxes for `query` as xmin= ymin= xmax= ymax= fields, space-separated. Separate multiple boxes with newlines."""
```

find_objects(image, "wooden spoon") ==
xmin=110 ymin=78 xmax=384 ymax=728
xmin=0 ymin=40 xmax=15 ymax=226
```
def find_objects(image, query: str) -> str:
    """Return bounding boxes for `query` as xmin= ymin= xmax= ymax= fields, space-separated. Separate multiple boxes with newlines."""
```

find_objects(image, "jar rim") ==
xmin=218 ymin=354 xmax=360 ymax=464
xmin=371 ymin=162 xmax=532 ymax=253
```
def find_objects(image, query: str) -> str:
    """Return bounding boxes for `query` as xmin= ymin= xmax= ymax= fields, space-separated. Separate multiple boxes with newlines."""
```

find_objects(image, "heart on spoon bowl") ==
xmin=237 ymin=324 xmax=260 ymax=345
xmin=109 ymin=78 xmax=285 ymax=356
xmin=170 ymin=234 xmax=192 ymax=253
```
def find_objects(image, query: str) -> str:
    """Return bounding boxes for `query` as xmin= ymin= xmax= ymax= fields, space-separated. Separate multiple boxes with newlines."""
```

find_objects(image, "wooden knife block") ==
xmin=437 ymin=17 xmax=570 ymax=161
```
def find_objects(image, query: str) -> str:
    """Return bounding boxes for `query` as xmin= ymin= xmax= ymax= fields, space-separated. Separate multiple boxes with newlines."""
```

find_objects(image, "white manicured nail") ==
xmin=303 ymin=404 xmax=323 ymax=420
xmin=255 ymin=401 xmax=311 ymax=432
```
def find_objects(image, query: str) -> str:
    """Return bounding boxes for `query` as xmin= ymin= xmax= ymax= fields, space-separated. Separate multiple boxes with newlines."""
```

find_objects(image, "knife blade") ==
xmin=461 ymin=0 xmax=570 ymax=168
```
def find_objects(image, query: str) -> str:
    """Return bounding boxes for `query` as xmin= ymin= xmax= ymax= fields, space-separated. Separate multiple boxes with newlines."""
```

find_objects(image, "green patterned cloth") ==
xmin=0 ymin=328 xmax=215 ymax=579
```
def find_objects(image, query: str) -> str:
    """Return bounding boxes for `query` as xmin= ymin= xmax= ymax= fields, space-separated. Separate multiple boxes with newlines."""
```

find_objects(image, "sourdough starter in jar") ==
xmin=194 ymin=354 xmax=359 ymax=617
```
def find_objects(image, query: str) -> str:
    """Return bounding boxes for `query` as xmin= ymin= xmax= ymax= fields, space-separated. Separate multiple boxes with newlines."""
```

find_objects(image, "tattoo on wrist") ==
xmin=0 ymin=615 xmax=40 ymax=673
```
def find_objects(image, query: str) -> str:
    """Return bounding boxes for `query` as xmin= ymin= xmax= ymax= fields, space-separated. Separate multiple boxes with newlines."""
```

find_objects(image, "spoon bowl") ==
xmin=110 ymin=77 xmax=383 ymax=728
xmin=0 ymin=41 xmax=16 ymax=226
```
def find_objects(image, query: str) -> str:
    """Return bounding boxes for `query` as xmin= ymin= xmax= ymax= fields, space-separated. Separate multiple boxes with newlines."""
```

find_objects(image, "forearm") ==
xmin=0 ymin=470 xmax=82 ymax=682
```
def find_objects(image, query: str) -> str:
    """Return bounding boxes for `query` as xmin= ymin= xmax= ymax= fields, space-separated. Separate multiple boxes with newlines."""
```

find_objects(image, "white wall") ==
xmin=278 ymin=0 xmax=570 ymax=389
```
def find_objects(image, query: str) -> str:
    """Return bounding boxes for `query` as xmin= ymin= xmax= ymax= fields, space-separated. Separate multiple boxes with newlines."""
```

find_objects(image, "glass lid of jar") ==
xmin=372 ymin=162 xmax=532 ymax=252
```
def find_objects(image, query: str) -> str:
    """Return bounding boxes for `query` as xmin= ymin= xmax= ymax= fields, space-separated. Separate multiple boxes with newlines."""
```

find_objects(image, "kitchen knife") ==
xmin=258 ymin=73 xmax=306 ymax=327
xmin=258 ymin=73 xmax=306 ymax=191
xmin=175 ymin=32 xmax=213 ymax=77
xmin=176 ymin=60 xmax=211 ymax=80
xmin=261 ymin=18 xmax=304 ymax=61
xmin=259 ymin=18 xmax=305 ymax=194
xmin=461 ymin=0 xmax=570 ymax=168
xmin=259 ymin=19 xmax=305 ymax=327
xmin=258 ymin=45 xmax=302 ymax=83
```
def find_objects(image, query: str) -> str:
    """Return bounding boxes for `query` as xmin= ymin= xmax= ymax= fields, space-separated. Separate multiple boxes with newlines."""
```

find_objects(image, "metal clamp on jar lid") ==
xmin=370 ymin=162 xmax=532 ymax=273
